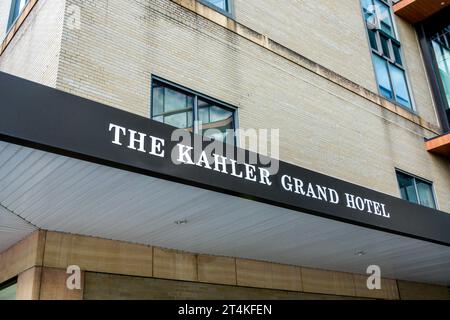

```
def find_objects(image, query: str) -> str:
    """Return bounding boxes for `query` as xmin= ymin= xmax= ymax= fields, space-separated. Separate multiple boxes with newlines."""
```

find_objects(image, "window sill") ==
xmin=379 ymin=96 xmax=426 ymax=125
xmin=197 ymin=0 xmax=235 ymax=19
xmin=0 ymin=0 xmax=38 ymax=57
xmin=383 ymin=95 xmax=418 ymax=115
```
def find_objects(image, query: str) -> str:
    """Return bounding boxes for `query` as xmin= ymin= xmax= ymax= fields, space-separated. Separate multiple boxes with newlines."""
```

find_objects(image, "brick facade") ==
xmin=1 ymin=0 xmax=448 ymax=208
xmin=0 ymin=0 xmax=449 ymax=299
xmin=54 ymin=0 xmax=450 ymax=210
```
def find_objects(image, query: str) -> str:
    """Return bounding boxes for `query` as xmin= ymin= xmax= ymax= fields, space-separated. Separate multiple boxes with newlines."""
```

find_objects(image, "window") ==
xmin=151 ymin=78 xmax=237 ymax=144
xmin=7 ymin=0 xmax=29 ymax=31
xmin=417 ymin=7 xmax=450 ymax=132
xmin=0 ymin=279 xmax=17 ymax=300
xmin=396 ymin=171 xmax=437 ymax=209
xmin=200 ymin=0 xmax=232 ymax=14
xmin=431 ymin=26 xmax=450 ymax=123
xmin=361 ymin=0 xmax=413 ymax=109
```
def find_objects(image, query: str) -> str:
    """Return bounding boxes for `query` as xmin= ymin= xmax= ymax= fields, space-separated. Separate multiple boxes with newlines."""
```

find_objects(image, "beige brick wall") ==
xmin=53 ymin=0 xmax=450 ymax=212
xmin=234 ymin=0 xmax=439 ymax=129
xmin=0 ymin=0 xmax=66 ymax=87
xmin=234 ymin=0 xmax=378 ymax=93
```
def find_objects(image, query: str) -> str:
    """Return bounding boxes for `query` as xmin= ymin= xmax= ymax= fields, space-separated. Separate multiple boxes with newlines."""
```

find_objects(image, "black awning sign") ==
xmin=1 ymin=72 xmax=449 ymax=246
xmin=108 ymin=121 xmax=392 ymax=222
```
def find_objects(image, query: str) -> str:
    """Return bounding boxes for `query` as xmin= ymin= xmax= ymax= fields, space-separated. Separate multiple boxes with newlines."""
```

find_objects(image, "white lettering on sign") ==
xmin=345 ymin=193 xmax=390 ymax=218
xmin=109 ymin=123 xmax=165 ymax=157
xmin=175 ymin=143 xmax=272 ymax=186
xmin=281 ymin=174 xmax=340 ymax=208
xmin=108 ymin=123 xmax=391 ymax=220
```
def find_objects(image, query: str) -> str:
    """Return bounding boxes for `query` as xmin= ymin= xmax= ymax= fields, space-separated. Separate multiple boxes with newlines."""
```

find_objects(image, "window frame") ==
xmin=395 ymin=169 xmax=438 ymax=209
xmin=150 ymin=75 xmax=239 ymax=145
xmin=0 ymin=277 xmax=17 ymax=300
xmin=416 ymin=7 xmax=450 ymax=133
xmin=430 ymin=28 xmax=450 ymax=122
xmin=361 ymin=0 xmax=416 ymax=111
xmin=6 ymin=0 xmax=29 ymax=33
xmin=198 ymin=0 xmax=234 ymax=19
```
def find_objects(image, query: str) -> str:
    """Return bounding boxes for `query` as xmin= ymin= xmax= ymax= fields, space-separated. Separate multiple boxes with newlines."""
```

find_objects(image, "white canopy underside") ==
xmin=0 ymin=140 xmax=449 ymax=285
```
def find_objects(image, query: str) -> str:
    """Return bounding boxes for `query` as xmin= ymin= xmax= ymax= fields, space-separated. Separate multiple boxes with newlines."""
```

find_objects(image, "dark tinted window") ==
xmin=396 ymin=171 xmax=436 ymax=209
